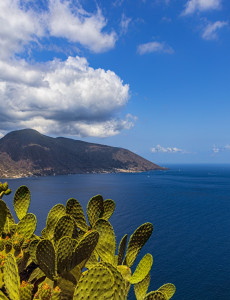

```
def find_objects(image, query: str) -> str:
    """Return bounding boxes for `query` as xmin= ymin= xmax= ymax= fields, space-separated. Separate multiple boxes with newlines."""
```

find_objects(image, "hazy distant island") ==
xmin=0 ymin=129 xmax=165 ymax=178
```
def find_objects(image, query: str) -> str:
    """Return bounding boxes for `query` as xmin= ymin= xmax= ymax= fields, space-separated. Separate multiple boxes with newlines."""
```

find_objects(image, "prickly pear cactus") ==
xmin=101 ymin=199 xmax=115 ymax=221
xmin=117 ymin=234 xmax=128 ymax=265
xmin=124 ymin=222 xmax=153 ymax=267
xmin=45 ymin=204 xmax=66 ymax=239
xmin=19 ymin=281 xmax=33 ymax=300
xmin=69 ymin=230 xmax=99 ymax=272
xmin=73 ymin=264 xmax=114 ymax=299
xmin=94 ymin=219 xmax=116 ymax=264
xmin=16 ymin=213 xmax=37 ymax=240
xmin=0 ymin=201 xmax=7 ymax=235
xmin=36 ymin=239 xmax=57 ymax=280
xmin=87 ymin=195 xmax=104 ymax=226
xmin=145 ymin=291 xmax=167 ymax=300
xmin=53 ymin=215 xmax=74 ymax=244
xmin=13 ymin=186 xmax=31 ymax=221
xmin=0 ymin=291 xmax=8 ymax=300
xmin=57 ymin=236 xmax=75 ymax=274
xmin=129 ymin=254 xmax=153 ymax=284
xmin=3 ymin=254 xmax=20 ymax=300
xmin=0 ymin=182 xmax=11 ymax=199
xmin=134 ymin=272 xmax=151 ymax=300
xmin=157 ymin=283 xmax=176 ymax=299
xmin=0 ymin=182 xmax=175 ymax=300
xmin=66 ymin=198 xmax=88 ymax=232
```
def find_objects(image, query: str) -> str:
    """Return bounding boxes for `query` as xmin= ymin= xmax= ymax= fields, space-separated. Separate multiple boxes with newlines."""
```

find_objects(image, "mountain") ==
xmin=0 ymin=129 xmax=165 ymax=178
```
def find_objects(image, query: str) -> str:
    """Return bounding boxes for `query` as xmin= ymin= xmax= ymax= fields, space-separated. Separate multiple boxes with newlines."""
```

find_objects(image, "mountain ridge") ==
xmin=0 ymin=129 xmax=165 ymax=178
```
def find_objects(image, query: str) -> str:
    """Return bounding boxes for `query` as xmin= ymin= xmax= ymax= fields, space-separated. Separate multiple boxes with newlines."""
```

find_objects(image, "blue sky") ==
xmin=0 ymin=0 xmax=230 ymax=164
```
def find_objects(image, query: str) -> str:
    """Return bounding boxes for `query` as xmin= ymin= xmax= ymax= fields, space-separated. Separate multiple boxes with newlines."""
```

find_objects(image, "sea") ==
xmin=3 ymin=164 xmax=230 ymax=299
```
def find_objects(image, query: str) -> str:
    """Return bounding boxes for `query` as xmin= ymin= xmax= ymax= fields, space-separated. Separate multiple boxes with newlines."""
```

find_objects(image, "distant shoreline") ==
xmin=0 ymin=167 xmax=167 ymax=180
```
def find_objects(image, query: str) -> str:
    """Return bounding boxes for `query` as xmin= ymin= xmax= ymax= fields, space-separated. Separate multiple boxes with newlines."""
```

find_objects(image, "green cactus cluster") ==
xmin=0 ymin=183 xmax=11 ymax=199
xmin=0 ymin=182 xmax=175 ymax=299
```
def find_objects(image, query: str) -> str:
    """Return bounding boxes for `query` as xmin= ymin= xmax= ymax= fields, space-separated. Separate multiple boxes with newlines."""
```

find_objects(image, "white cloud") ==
xmin=0 ymin=56 xmax=133 ymax=137
xmin=48 ymin=0 xmax=117 ymax=53
xmin=120 ymin=14 xmax=132 ymax=35
xmin=151 ymin=145 xmax=185 ymax=153
xmin=137 ymin=41 xmax=174 ymax=55
xmin=161 ymin=16 xmax=172 ymax=23
xmin=202 ymin=21 xmax=228 ymax=40
xmin=13 ymin=114 xmax=135 ymax=138
xmin=0 ymin=0 xmax=117 ymax=59
xmin=182 ymin=0 xmax=222 ymax=15
xmin=212 ymin=145 xmax=220 ymax=153
xmin=113 ymin=0 xmax=125 ymax=7
xmin=0 ymin=1 xmax=134 ymax=138
xmin=0 ymin=0 xmax=44 ymax=59
xmin=212 ymin=144 xmax=230 ymax=154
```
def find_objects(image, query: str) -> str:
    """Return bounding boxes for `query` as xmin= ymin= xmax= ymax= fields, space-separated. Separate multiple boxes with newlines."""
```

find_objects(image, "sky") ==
xmin=0 ymin=0 xmax=230 ymax=164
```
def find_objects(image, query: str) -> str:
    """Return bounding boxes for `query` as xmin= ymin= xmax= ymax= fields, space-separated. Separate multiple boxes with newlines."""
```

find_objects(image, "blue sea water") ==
xmin=3 ymin=164 xmax=230 ymax=299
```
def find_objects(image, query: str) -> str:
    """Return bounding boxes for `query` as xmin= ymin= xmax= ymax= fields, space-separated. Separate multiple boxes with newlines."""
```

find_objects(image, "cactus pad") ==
xmin=45 ymin=204 xmax=66 ymax=239
xmin=51 ymin=286 xmax=61 ymax=300
xmin=3 ymin=206 xmax=15 ymax=235
xmin=125 ymin=222 xmax=153 ymax=267
xmin=129 ymin=254 xmax=153 ymax=284
xmin=117 ymin=234 xmax=128 ymax=265
xmin=28 ymin=239 xmax=39 ymax=264
xmin=102 ymin=199 xmax=115 ymax=221
xmin=54 ymin=215 xmax=75 ymax=243
xmin=19 ymin=281 xmax=33 ymax=300
xmin=84 ymin=250 xmax=99 ymax=269
xmin=103 ymin=262 xmax=127 ymax=299
xmin=36 ymin=239 xmax=57 ymax=280
xmin=69 ymin=230 xmax=99 ymax=271
xmin=87 ymin=195 xmax=104 ymax=226
xmin=16 ymin=213 xmax=37 ymax=240
xmin=13 ymin=186 xmax=31 ymax=220
xmin=94 ymin=218 xmax=116 ymax=264
xmin=144 ymin=291 xmax=167 ymax=300
xmin=0 ymin=291 xmax=8 ymax=299
xmin=66 ymin=198 xmax=88 ymax=231
xmin=0 ymin=200 xmax=7 ymax=233
xmin=28 ymin=267 xmax=45 ymax=283
xmin=73 ymin=264 xmax=114 ymax=299
xmin=57 ymin=236 xmax=75 ymax=274
xmin=134 ymin=272 xmax=151 ymax=300
xmin=3 ymin=253 xmax=20 ymax=300
xmin=117 ymin=265 xmax=132 ymax=282
xmin=157 ymin=283 xmax=176 ymax=299
xmin=56 ymin=273 xmax=76 ymax=299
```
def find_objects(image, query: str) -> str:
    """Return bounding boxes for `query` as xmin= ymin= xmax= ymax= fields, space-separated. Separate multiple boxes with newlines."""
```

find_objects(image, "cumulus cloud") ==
xmin=0 ymin=0 xmax=44 ymax=59
xmin=0 ymin=0 xmax=117 ymax=59
xmin=137 ymin=41 xmax=174 ymax=55
xmin=0 ymin=1 xmax=135 ymax=138
xmin=48 ymin=0 xmax=117 ymax=53
xmin=0 ymin=56 xmax=133 ymax=137
xmin=202 ymin=21 xmax=228 ymax=40
xmin=182 ymin=0 xmax=222 ymax=15
xmin=151 ymin=145 xmax=185 ymax=153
